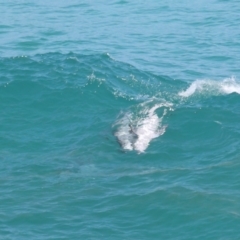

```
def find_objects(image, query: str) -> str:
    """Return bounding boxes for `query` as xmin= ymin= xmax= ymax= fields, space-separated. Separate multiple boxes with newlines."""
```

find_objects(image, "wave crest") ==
xmin=178 ymin=77 xmax=240 ymax=97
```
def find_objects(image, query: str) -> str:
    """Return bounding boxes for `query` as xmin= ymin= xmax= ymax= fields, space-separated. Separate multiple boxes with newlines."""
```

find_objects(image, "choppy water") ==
xmin=1 ymin=1 xmax=240 ymax=239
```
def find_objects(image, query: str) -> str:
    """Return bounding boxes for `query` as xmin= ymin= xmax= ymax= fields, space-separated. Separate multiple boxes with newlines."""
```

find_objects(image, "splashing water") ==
xmin=113 ymin=102 xmax=172 ymax=153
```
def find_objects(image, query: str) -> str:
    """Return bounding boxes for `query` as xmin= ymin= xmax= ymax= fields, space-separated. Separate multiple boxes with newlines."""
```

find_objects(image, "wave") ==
xmin=1 ymin=52 xmax=238 ymax=154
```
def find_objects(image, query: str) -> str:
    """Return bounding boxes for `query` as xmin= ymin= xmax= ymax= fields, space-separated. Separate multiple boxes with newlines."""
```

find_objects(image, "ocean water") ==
xmin=1 ymin=0 xmax=240 ymax=239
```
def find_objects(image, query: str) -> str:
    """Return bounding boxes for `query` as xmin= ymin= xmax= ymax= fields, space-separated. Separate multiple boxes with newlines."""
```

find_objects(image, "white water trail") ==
xmin=114 ymin=102 xmax=172 ymax=153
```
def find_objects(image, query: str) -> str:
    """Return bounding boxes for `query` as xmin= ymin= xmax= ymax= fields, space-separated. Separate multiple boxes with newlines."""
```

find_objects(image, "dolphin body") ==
xmin=128 ymin=124 xmax=138 ymax=139
xmin=114 ymin=123 xmax=139 ymax=151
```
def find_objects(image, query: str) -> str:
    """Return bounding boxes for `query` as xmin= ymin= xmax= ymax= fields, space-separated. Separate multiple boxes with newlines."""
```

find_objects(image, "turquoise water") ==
xmin=1 ymin=1 xmax=240 ymax=239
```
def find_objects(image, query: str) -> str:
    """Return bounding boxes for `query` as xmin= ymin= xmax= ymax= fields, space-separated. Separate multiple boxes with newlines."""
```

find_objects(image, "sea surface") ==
xmin=1 ymin=0 xmax=240 ymax=239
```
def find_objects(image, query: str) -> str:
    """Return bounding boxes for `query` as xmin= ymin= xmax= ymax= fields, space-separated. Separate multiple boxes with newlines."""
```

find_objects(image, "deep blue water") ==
xmin=1 ymin=1 xmax=240 ymax=239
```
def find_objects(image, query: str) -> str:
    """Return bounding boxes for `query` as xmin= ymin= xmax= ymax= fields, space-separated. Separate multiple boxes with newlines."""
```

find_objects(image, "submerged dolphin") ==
xmin=128 ymin=124 xmax=138 ymax=139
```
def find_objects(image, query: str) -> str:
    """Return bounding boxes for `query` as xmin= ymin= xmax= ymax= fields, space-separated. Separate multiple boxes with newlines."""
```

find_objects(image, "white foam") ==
xmin=178 ymin=81 xmax=198 ymax=97
xmin=113 ymin=102 xmax=172 ymax=153
xmin=179 ymin=77 xmax=240 ymax=97
xmin=220 ymin=78 xmax=240 ymax=94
